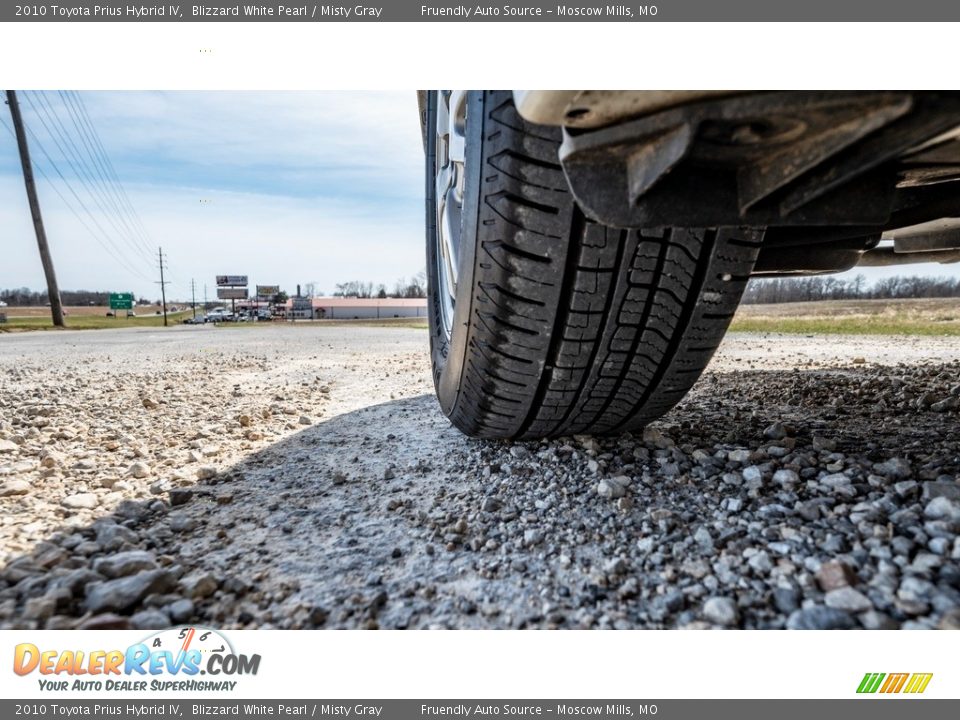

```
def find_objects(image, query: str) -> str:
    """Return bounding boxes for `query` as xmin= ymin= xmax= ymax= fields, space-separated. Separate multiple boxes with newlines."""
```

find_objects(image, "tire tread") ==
xmin=443 ymin=92 xmax=760 ymax=439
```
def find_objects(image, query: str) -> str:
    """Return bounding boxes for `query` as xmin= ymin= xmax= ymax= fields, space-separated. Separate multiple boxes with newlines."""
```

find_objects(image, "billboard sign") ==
xmin=256 ymin=285 xmax=280 ymax=297
xmin=291 ymin=297 xmax=313 ymax=311
xmin=109 ymin=293 xmax=134 ymax=310
xmin=216 ymin=275 xmax=248 ymax=287
xmin=217 ymin=288 xmax=248 ymax=300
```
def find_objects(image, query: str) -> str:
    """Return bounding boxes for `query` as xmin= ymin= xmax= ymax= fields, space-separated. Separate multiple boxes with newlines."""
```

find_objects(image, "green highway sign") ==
xmin=109 ymin=293 xmax=134 ymax=310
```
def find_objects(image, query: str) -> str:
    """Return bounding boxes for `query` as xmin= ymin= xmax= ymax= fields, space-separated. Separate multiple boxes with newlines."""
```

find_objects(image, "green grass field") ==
xmin=0 ymin=311 xmax=192 ymax=331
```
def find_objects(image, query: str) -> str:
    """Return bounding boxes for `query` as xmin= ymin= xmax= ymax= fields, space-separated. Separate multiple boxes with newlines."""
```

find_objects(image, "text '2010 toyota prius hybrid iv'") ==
xmin=421 ymin=90 xmax=960 ymax=439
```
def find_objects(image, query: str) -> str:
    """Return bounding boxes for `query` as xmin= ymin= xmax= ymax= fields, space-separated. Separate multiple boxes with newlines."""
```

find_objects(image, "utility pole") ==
xmin=190 ymin=279 xmax=197 ymax=319
xmin=6 ymin=90 xmax=65 ymax=327
xmin=156 ymin=247 xmax=169 ymax=327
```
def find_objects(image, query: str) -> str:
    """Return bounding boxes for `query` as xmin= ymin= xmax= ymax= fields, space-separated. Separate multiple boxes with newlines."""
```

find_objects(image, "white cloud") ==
xmin=83 ymin=91 xmax=424 ymax=193
xmin=1 ymin=91 xmax=426 ymax=299
xmin=1 ymin=175 xmax=424 ymax=300
xmin=5 ymin=91 xmax=959 ymax=302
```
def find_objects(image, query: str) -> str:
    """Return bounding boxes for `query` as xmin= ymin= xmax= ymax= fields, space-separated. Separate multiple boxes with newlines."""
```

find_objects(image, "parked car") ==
xmin=420 ymin=90 xmax=960 ymax=439
xmin=182 ymin=315 xmax=207 ymax=324
xmin=206 ymin=309 xmax=230 ymax=322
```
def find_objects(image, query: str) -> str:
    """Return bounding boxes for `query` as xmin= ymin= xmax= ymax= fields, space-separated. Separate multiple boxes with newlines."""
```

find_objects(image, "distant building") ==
xmin=285 ymin=297 xmax=427 ymax=319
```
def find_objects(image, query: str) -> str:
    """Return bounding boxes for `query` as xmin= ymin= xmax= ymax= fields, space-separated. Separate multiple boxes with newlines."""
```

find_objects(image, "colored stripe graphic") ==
xmin=904 ymin=674 xmax=934 ymax=694
xmin=881 ymin=673 xmax=909 ymax=693
xmin=857 ymin=673 xmax=885 ymax=694
xmin=857 ymin=672 xmax=932 ymax=694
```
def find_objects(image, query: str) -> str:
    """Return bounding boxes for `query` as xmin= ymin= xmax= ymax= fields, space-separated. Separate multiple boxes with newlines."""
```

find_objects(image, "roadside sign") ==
xmin=109 ymin=293 xmax=134 ymax=310
xmin=217 ymin=288 xmax=248 ymax=300
xmin=256 ymin=285 xmax=279 ymax=297
xmin=292 ymin=297 xmax=312 ymax=310
xmin=216 ymin=275 xmax=248 ymax=286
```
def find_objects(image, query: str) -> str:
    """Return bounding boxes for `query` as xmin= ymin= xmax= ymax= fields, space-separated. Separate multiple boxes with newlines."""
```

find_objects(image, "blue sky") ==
xmin=0 ymin=91 xmax=425 ymax=301
xmin=2 ymin=90 xmax=958 ymax=303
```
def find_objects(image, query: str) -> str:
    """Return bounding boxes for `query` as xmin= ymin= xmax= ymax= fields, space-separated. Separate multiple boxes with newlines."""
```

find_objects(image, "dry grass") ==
xmin=731 ymin=297 xmax=960 ymax=335
xmin=0 ymin=305 xmax=190 ymax=331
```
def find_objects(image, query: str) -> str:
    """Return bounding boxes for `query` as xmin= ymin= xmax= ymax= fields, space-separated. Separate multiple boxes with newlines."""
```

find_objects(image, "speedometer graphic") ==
xmin=141 ymin=626 xmax=235 ymax=659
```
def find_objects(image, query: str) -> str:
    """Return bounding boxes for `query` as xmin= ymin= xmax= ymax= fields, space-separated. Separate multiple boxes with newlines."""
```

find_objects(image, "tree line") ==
xmin=330 ymin=272 xmax=427 ymax=299
xmin=743 ymin=275 xmax=960 ymax=304
xmin=1 ymin=272 xmax=429 ymax=307
xmin=8 ymin=273 xmax=955 ymax=308
xmin=0 ymin=287 xmax=152 ymax=307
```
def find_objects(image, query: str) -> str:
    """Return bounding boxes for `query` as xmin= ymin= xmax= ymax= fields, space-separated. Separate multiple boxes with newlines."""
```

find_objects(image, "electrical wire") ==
xmin=66 ymin=91 xmax=175 ymax=293
xmin=0 ymin=114 xmax=155 ymax=283
xmin=40 ymin=90 xmax=154 ymax=263
xmin=65 ymin=91 xmax=158 ymax=257
xmin=7 ymin=91 xmax=178 ymax=294
xmin=23 ymin=91 xmax=156 ymax=273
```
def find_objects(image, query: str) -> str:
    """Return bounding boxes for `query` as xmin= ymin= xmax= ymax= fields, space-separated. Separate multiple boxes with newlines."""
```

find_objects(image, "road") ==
xmin=1 ymin=325 xmax=958 ymax=629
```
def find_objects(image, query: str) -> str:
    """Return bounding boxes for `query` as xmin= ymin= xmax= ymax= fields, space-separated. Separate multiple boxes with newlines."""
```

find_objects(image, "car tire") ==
xmin=426 ymin=90 xmax=763 ymax=439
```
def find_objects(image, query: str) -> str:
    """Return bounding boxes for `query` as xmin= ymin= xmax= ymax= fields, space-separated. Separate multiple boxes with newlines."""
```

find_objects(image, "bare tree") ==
xmin=741 ymin=274 xmax=960 ymax=304
xmin=391 ymin=271 xmax=428 ymax=298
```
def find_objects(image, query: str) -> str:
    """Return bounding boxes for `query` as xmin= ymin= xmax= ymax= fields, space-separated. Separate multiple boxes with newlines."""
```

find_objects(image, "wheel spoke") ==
xmin=447 ymin=90 xmax=468 ymax=165
xmin=435 ymin=161 xmax=453 ymax=212
xmin=441 ymin=185 xmax=461 ymax=289
xmin=433 ymin=90 xmax=468 ymax=338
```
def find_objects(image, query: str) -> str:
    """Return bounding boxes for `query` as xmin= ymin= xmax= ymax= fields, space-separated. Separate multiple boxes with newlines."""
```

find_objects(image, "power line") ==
xmin=65 ymin=92 xmax=176 ymax=300
xmin=40 ymin=90 xmax=155 ymax=263
xmin=22 ymin=91 xmax=156 ymax=272
xmin=0 ymin=114 xmax=154 ymax=283
xmin=65 ymin=91 xmax=158 ymax=257
xmin=18 ymin=93 xmax=154 ymax=276
xmin=22 ymin=121 xmax=155 ymax=282
xmin=57 ymin=91 xmax=155 ymax=257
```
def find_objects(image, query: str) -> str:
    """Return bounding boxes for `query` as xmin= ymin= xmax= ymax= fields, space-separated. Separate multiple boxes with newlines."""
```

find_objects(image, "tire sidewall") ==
xmin=426 ymin=90 xmax=485 ymax=416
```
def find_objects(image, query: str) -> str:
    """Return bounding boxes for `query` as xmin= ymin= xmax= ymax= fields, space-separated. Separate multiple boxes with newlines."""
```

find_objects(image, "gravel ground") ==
xmin=1 ymin=325 xmax=959 ymax=630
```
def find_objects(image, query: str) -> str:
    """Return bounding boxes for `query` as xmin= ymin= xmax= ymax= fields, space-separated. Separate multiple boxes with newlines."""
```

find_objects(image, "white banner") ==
xmin=1 ymin=630 xmax=954 ymax=700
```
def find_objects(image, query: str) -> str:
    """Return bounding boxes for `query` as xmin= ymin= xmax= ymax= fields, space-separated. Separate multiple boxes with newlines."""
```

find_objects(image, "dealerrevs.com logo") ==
xmin=13 ymin=627 xmax=260 ymax=692
xmin=857 ymin=673 xmax=933 ymax=695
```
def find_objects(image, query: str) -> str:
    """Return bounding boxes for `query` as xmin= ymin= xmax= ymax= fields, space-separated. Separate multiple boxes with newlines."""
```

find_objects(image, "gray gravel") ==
xmin=1 ymin=325 xmax=959 ymax=629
